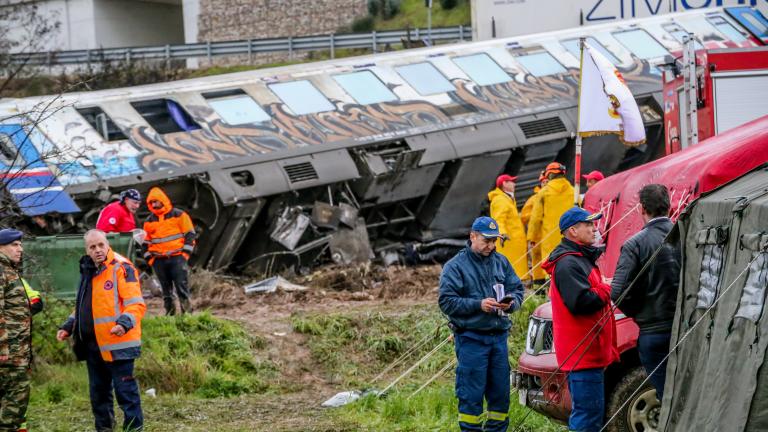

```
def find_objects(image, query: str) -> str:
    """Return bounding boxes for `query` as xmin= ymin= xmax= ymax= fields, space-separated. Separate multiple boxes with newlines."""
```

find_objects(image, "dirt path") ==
xmin=143 ymin=263 xmax=443 ymax=426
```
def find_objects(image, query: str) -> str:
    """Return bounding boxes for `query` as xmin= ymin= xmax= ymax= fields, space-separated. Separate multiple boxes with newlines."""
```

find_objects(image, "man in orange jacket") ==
xmin=142 ymin=187 xmax=195 ymax=315
xmin=57 ymin=229 xmax=145 ymax=432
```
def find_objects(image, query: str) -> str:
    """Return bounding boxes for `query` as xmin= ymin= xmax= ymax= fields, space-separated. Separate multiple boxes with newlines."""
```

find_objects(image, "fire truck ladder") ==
xmin=682 ymin=33 xmax=699 ymax=147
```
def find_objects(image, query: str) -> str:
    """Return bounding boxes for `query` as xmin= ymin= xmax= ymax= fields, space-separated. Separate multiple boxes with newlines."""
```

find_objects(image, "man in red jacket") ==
xmin=96 ymin=189 xmax=141 ymax=233
xmin=542 ymin=207 xmax=619 ymax=432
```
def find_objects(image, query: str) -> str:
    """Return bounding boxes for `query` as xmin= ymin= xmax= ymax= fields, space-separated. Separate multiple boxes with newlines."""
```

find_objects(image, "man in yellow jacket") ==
xmin=522 ymin=171 xmax=548 ymax=285
xmin=527 ymin=162 xmax=575 ymax=264
xmin=488 ymin=174 xmax=528 ymax=280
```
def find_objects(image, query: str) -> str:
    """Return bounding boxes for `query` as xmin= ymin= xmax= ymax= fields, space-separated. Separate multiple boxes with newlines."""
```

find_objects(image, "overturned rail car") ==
xmin=0 ymin=7 xmax=763 ymax=272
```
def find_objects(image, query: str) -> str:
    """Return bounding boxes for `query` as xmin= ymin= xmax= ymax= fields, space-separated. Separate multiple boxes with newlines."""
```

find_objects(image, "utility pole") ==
xmin=426 ymin=0 xmax=433 ymax=46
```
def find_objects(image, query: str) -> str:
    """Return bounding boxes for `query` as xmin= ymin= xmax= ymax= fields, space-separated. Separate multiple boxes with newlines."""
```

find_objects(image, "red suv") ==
xmin=512 ymin=302 xmax=661 ymax=432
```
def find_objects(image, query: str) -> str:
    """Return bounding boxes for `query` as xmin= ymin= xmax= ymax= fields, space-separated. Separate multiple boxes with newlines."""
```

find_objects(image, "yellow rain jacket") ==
xmin=520 ymin=186 xmax=541 ymax=227
xmin=521 ymin=187 xmax=547 ymax=281
xmin=488 ymin=188 xmax=528 ymax=280
xmin=527 ymin=177 xmax=575 ymax=263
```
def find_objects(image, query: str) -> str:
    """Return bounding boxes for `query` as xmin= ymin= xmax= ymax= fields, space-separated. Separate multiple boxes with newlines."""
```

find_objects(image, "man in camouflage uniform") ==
xmin=0 ymin=229 xmax=31 ymax=432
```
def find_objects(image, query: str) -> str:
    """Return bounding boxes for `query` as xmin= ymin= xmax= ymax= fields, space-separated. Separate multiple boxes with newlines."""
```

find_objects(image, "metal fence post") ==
xmin=126 ymin=48 xmax=132 ymax=65
xmin=165 ymin=44 xmax=171 ymax=68
xmin=288 ymin=36 xmax=293 ymax=59
xmin=86 ymin=49 xmax=91 ymax=65
xmin=372 ymin=31 xmax=377 ymax=53
xmin=330 ymin=33 xmax=335 ymax=59
xmin=206 ymin=40 xmax=212 ymax=64
xmin=459 ymin=25 xmax=464 ymax=41
xmin=248 ymin=38 xmax=253 ymax=64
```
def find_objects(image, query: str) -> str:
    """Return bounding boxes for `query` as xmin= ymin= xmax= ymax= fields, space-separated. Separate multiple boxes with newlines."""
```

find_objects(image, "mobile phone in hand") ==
xmin=499 ymin=295 xmax=514 ymax=305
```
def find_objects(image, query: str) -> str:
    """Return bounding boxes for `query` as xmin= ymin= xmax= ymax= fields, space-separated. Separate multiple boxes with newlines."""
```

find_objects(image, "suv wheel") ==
xmin=605 ymin=367 xmax=660 ymax=432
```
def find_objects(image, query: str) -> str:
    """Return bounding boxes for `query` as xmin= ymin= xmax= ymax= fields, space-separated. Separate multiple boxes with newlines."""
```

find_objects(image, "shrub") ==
xmin=367 ymin=0 xmax=380 ymax=16
xmin=351 ymin=15 xmax=375 ymax=32
xmin=382 ymin=0 xmax=401 ymax=19
xmin=440 ymin=0 xmax=458 ymax=10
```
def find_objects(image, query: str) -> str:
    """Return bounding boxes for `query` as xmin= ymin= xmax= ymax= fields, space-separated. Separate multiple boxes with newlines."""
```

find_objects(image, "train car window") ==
xmin=268 ymin=80 xmax=335 ymax=115
xmin=663 ymin=23 xmax=705 ymax=50
xmin=561 ymin=37 xmax=620 ymax=65
xmin=333 ymin=70 xmax=398 ymax=104
xmin=726 ymin=7 xmax=768 ymax=43
xmin=395 ymin=62 xmax=455 ymax=95
xmin=0 ymin=134 xmax=16 ymax=165
xmin=708 ymin=15 xmax=748 ymax=42
xmin=76 ymin=106 xmax=128 ymax=141
xmin=612 ymin=29 xmax=671 ymax=59
xmin=203 ymin=89 xmax=271 ymax=125
xmin=452 ymin=53 xmax=511 ymax=86
xmin=514 ymin=51 xmax=567 ymax=77
xmin=131 ymin=99 xmax=201 ymax=134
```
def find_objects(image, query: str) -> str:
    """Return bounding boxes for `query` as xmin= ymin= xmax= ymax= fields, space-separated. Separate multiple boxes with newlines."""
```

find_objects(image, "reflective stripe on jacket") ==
xmin=143 ymin=187 xmax=195 ymax=263
xmin=21 ymin=278 xmax=43 ymax=315
xmin=85 ymin=248 xmax=145 ymax=362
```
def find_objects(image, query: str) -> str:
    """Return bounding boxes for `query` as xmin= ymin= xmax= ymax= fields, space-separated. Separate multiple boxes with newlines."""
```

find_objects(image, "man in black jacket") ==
xmin=610 ymin=184 xmax=681 ymax=400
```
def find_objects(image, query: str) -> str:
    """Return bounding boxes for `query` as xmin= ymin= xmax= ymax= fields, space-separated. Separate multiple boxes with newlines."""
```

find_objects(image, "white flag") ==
xmin=577 ymin=43 xmax=646 ymax=146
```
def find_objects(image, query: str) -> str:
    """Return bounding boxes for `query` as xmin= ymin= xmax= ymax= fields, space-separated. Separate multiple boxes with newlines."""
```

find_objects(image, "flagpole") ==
xmin=574 ymin=37 xmax=585 ymax=205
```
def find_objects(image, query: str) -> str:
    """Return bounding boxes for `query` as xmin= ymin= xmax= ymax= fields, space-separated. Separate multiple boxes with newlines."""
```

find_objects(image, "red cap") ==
xmin=582 ymin=170 xmax=605 ymax=181
xmin=544 ymin=162 xmax=566 ymax=176
xmin=496 ymin=174 xmax=517 ymax=189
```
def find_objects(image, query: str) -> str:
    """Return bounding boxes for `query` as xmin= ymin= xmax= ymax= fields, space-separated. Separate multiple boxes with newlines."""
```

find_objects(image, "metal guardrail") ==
xmin=13 ymin=25 xmax=472 ymax=66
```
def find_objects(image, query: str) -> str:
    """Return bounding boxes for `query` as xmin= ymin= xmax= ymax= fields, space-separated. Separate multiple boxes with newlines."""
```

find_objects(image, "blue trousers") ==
xmin=86 ymin=350 xmax=144 ymax=432
xmin=454 ymin=331 xmax=510 ymax=432
xmin=567 ymin=368 xmax=604 ymax=432
xmin=637 ymin=331 xmax=671 ymax=401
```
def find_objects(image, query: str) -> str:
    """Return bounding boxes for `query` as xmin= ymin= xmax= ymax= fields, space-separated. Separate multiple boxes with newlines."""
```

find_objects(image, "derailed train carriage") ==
xmin=0 ymin=7 xmax=762 ymax=272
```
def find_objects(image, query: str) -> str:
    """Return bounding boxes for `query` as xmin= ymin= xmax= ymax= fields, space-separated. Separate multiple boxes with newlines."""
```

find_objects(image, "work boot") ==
xmin=163 ymin=297 xmax=176 ymax=316
xmin=180 ymin=298 xmax=193 ymax=314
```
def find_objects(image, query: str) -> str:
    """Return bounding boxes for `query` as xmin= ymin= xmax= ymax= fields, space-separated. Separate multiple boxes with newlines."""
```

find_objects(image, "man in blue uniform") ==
xmin=439 ymin=216 xmax=524 ymax=432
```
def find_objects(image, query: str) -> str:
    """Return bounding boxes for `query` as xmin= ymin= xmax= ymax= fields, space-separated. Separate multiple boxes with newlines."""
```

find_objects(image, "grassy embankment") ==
xmin=28 ymin=293 xmax=560 ymax=431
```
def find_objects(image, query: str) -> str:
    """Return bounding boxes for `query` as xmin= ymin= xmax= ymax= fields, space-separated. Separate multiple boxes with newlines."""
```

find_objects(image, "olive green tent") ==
xmin=661 ymin=164 xmax=768 ymax=430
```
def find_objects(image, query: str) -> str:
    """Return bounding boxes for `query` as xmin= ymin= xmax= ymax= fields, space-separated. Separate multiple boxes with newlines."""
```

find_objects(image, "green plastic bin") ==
xmin=23 ymin=233 xmax=135 ymax=299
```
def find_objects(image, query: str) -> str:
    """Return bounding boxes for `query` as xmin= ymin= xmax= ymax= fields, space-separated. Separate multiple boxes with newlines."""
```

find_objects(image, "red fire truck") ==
xmin=513 ymin=8 xmax=768 ymax=431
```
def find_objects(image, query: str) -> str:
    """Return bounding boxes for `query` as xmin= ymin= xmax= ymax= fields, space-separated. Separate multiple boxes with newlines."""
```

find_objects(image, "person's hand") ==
xmin=0 ymin=355 xmax=8 ymax=362
xmin=481 ymin=298 xmax=504 ymax=313
xmin=56 ymin=330 xmax=70 ymax=341
xmin=110 ymin=325 xmax=126 ymax=337
xmin=499 ymin=300 xmax=514 ymax=311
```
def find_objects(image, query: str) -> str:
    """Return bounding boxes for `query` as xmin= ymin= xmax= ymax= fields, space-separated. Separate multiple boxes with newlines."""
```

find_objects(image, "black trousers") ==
xmin=86 ymin=350 xmax=143 ymax=432
xmin=151 ymin=255 xmax=192 ymax=315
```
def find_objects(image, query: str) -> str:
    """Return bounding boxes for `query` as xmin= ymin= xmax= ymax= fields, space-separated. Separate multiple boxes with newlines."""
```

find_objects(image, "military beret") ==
xmin=0 ymin=229 xmax=23 ymax=245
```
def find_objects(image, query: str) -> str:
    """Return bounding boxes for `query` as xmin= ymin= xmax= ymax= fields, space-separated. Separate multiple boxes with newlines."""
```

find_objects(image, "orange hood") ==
xmin=147 ymin=187 xmax=172 ymax=217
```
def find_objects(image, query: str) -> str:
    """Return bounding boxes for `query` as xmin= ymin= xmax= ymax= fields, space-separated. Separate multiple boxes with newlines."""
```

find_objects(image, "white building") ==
xmin=471 ymin=0 xmax=768 ymax=40
xmin=1 ymin=0 xmax=188 ymax=52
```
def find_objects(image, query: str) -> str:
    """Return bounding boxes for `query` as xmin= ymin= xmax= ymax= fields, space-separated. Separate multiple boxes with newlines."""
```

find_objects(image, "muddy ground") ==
xmin=141 ymin=264 xmax=444 ymax=429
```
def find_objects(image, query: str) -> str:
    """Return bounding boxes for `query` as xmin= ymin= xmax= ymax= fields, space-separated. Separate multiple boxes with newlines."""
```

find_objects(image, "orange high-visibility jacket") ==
xmin=82 ymin=249 xmax=146 ymax=362
xmin=143 ymin=187 xmax=195 ymax=263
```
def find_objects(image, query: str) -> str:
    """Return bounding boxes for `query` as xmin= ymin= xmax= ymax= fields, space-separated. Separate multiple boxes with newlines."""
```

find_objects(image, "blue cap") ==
xmin=0 ymin=229 xmax=23 ymax=245
xmin=471 ymin=216 xmax=501 ymax=238
xmin=559 ymin=207 xmax=603 ymax=232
